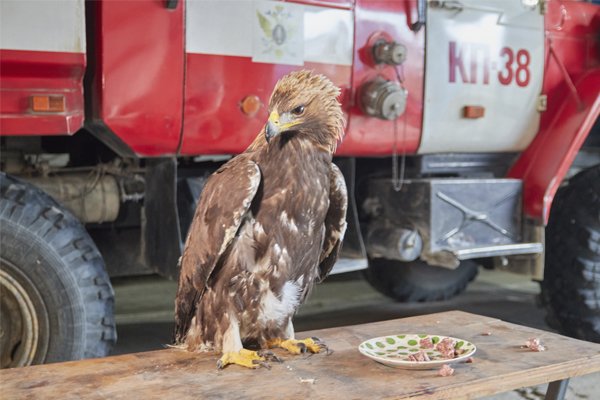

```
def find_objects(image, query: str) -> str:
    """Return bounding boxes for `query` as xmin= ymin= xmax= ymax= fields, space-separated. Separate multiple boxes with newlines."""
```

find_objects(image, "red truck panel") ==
xmin=508 ymin=0 xmax=600 ymax=223
xmin=0 ymin=49 xmax=85 ymax=135
xmin=179 ymin=55 xmax=351 ymax=155
xmin=90 ymin=0 xmax=185 ymax=156
xmin=343 ymin=0 xmax=423 ymax=156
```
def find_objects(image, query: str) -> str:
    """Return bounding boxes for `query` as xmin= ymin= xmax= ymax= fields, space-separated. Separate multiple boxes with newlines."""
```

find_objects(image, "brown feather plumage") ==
xmin=174 ymin=70 xmax=347 ymax=356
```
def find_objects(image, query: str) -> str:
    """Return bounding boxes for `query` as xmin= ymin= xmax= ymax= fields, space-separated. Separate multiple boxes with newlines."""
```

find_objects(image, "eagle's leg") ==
xmin=217 ymin=317 xmax=272 ymax=369
xmin=266 ymin=319 xmax=329 ymax=355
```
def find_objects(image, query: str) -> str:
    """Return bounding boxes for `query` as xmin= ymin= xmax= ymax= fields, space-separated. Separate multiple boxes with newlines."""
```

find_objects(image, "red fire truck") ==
xmin=0 ymin=0 xmax=598 ymax=368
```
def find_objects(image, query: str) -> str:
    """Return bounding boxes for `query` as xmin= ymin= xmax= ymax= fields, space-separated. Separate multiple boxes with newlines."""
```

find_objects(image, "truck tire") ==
xmin=0 ymin=173 xmax=116 ymax=368
xmin=365 ymin=258 xmax=478 ymax=302
xmin=541 ymin=165 xmax=600 ymax=342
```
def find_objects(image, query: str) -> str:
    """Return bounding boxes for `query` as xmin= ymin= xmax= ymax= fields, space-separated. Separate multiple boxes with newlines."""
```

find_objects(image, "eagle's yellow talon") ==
xmin=267 ymin=337 xmax=326 ymax=355
xmin=217 ymin=349 xmax=267 ymax=369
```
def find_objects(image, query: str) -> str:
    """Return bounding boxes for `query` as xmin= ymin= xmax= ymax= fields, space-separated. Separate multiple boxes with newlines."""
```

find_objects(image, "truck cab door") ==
xmin=88 ymin=0 xmax=185 ymax=156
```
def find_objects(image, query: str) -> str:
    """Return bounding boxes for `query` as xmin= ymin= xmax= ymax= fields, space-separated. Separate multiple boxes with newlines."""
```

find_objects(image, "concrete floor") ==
xmin=111 ymin=269 xmax=599 ymax=400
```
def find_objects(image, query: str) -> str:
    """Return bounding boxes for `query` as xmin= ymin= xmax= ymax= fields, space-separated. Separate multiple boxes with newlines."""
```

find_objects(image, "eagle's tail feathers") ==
xmin=173 ymin=275 xmax=200 ymax=344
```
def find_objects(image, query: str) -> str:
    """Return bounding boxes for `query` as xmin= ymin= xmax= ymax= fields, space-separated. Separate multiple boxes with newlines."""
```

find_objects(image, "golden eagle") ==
xmin=174 ymin=71 xmax=347 ymax=369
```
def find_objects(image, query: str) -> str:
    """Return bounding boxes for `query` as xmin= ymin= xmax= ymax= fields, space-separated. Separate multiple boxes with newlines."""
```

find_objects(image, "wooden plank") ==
xmin=2 ymin=311 xmax=600 ymax=400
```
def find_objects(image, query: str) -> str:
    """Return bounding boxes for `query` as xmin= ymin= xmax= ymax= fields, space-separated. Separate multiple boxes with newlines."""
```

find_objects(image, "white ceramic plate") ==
xmin=358 ymin=334 xmax=476 ymax=370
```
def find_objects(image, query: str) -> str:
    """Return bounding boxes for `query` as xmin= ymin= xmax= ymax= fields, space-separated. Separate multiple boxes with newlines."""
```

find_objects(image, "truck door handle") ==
xmin=165 ymin=0 xmax=178 ymax=10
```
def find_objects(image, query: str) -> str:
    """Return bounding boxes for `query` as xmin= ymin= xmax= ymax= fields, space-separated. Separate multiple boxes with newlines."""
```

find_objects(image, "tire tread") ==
xmin=542 ymin=165 xmax=600 ymax=342
xmin=0 ymin=173 xmax=116 ymax=361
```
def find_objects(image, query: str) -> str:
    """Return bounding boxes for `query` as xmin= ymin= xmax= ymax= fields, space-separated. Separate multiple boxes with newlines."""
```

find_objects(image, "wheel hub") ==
xmin=0 ymin=260 xmax=47 ymax=368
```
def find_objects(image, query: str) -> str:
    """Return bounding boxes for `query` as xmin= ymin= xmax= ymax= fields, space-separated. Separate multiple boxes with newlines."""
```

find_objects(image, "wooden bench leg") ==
xmin=545 ymin=379 xmax=569 ymax=400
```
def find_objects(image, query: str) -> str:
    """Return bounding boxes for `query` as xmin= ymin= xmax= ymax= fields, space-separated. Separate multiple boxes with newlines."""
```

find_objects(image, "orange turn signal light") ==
xmin=463 ymin=105 xmax=485 ymax=119
xmin=240 ymin=95 xmax=262 ymax=116
xmin=31 ymin=95 xmax=65 ymax=113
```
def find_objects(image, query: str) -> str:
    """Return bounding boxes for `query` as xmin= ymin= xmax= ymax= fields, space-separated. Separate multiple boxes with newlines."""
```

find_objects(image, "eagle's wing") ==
xmin=174 ymin=156 xmax=261 ymax=342
xmin=317 ymin=163 xmax=348 ymax=282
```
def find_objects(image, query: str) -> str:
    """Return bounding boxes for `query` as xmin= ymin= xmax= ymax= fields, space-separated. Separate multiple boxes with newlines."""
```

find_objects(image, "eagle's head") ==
xmin=264 ymin=70 xmax=344 ymax=153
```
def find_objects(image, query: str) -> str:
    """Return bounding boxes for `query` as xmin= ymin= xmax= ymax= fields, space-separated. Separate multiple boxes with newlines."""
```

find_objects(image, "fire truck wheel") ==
xmin=541 ymin=165 xmax=600 ymax=342
xmin=365 ymin=258 xmax=479 ymax=302
xmin=0 ymin=173 xmax=116 ymax=368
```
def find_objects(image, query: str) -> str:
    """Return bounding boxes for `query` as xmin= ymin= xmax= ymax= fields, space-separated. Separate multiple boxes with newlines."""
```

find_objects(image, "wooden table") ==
xmin=2 ymin=311 xmax=600 ymax=399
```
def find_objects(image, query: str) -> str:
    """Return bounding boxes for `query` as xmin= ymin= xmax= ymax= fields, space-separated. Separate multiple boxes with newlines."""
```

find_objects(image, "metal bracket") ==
xmin=537 ymin=94 xmax=548 ymax=112
xmin=144 ymin=157 xmax=182 ymax=280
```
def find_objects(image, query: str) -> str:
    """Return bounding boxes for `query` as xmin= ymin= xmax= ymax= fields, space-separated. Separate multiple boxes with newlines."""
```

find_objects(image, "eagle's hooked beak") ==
xmin=265 ymin=110 xmax=300 ymax=143
xmin=265 ymin=110 xmax=280 ymax=143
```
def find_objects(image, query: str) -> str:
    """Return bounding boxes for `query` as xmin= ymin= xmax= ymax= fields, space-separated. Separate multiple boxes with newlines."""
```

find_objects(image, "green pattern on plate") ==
xmin=358 ymin=334 xmax=477 ymax=370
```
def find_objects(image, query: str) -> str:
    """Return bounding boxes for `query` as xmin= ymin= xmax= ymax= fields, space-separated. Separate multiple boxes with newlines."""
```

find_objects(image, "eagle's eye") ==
xmin=291 ymin=105 xmax=305 ymax=116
